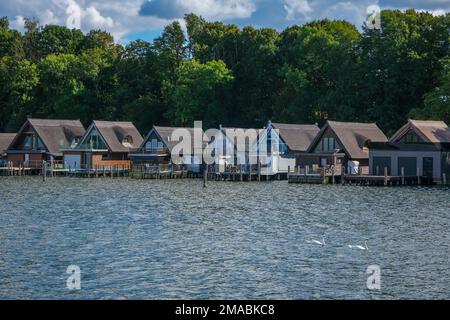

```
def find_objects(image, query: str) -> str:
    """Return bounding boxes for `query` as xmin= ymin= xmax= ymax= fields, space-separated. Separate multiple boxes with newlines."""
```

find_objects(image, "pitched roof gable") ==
xmin=389 ymin=119 xmax=450 ymax=144
xmin=271 ymin=122 xmax=320 ymax=152
xmin=87 ymin=121 xmax=143 ymax=153
xmin=308 ymin=120 xmax=388 ymax=159
xmin=8 ymin=119 xmax=85 ymax=156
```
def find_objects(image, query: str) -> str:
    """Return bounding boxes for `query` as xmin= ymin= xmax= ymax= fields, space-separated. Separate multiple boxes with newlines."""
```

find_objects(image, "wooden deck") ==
xmin=288 ymin=173 xmax=434 ymax=186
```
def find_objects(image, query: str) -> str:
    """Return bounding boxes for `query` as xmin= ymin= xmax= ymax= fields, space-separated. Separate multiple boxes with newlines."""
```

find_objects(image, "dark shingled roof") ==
xmin=271 ymin=123 xmax=320 ymax=152
xmin=389 ymin=120 xmax=450 ymax=144
xmin=309 ymin=121 xmax=388 ymax=159
xmin=149 ymin=126 xmax=204 ymax=154
xmin=0 ymin=133 xmax=16 ymax=155
xmin=8 ymin=119 xmax=85 ymax=156
xmin=92 ymin=121 xmax=143 ymax=153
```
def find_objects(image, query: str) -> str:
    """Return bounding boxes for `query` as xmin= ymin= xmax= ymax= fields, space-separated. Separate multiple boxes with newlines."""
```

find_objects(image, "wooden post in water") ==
xmin=417 ymin=167 xmax=421 ymax=185
xmin=443 ymin=173 xmax=447 ymax=186
xmin=401 ymin=167 xmax=405 ymax=185
xmin=42 ymin=161 xmax=46 ymax=182
xmin=376 ymin=166 xmax=379 ymax=176
xmin=331 ymin=165 xmax=335 ymax=184
xmin=341 ymin=165 xmax=345 ymax=185
xmin=384 ymin=167 xmax=388 ymax=186
xmin=240 ymin=165 xmax=243 ymax=181
xmin=258 ymin=162 xmax=261 ymax=182
xmin=322 ymin=166 xmax=326 ymax=184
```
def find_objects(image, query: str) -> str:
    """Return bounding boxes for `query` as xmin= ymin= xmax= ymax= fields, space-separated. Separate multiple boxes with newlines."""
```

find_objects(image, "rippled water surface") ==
xmin=0 ymin=177 xmax=449 ymax=299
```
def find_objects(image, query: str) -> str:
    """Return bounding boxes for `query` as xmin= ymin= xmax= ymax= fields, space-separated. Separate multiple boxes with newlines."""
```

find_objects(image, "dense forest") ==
xmin=0 ymin=10 xmax=449 ymax=135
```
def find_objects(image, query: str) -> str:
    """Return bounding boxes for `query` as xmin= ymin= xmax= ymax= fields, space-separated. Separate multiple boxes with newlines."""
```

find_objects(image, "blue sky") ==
xmin=1 ymin=1 xmax=449 ymax=43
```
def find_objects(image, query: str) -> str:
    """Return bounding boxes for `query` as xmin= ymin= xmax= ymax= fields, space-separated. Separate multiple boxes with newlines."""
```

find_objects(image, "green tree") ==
xmin=165 ymin=60 xmax=233 ymax=127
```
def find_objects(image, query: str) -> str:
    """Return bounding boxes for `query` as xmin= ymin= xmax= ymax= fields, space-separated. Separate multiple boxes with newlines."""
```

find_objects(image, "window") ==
xmin=122 ymin=135 xmax=133 ymax=147
xmin=22 ymin=135 xmax=31 ymax=147
xmin=322 ymin=137 xmax=338 ymax=152
xmin=79 ymin=129 xmax=107 ymax=150
xmin=402 ymin=131 xmax=423 ymax=144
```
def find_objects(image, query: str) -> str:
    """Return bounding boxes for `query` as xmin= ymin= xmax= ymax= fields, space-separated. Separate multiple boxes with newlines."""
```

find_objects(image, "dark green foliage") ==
xmin=0 ymin=10 xmax=449 ymax=135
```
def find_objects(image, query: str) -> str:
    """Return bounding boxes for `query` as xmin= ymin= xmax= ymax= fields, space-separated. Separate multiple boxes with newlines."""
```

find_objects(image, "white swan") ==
xmin=348 ymin=241 xmax=368 ymax=250
xmin=307 ymin=237 xmax=326 ymax=246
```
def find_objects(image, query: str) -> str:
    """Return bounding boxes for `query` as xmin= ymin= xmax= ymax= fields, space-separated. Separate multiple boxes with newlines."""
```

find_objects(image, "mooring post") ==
xmin=341 ymin=165 xmax=345 ymax=185
xmin=42 ymin=161 xmax=46 ymax=182
xmin=443 ymin=173 xmax=447 ymax=185
xmin=376 ymin=166 xmax=379 ymax=176
xmin=258 ymin=162 xmax=261 ymax=182
xmin=322 ymin=166 xmax=326 ymax=184
xmin=384 ymin=167 xmax=388 ymax=186
xmin=401 ymin=167 xmax=405 ymax=185
xmin=417 ymin=167 xmax=421 ymax=185
xmin=331 ymin=165 xmax=335 ymax=184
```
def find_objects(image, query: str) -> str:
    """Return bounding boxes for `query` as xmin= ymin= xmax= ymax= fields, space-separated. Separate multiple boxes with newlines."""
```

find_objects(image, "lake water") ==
xmin=0 ymin=177 xmax=449 ymax=299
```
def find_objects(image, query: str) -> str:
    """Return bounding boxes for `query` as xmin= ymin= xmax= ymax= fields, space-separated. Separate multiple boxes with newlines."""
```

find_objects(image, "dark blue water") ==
xmin=0 ymin=177 xmax=449 ymax=299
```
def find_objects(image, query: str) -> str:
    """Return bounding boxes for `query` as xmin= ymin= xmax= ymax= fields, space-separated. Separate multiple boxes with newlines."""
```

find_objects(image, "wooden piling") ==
xmin=384 ymin=167 xmax=388 ymax=186
xmin=443 ymin=173 xmax=447 ymax=185
xmin=258 ymin=162 xmax=261 ymax=182
xmin=401 ymin=167 xmax=405 ymax=185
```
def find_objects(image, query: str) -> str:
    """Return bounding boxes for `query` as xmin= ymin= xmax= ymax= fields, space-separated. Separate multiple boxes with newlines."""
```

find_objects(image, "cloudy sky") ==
xmin=1 ymin=0 xmax=449 ymax=43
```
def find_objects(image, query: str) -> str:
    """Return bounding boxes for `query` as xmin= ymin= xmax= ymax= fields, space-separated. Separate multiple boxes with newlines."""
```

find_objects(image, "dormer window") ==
xmin=70 ymin=138 xmax=80 ymax=148
xmin=122 ymin=135 xmax=133 ymax=147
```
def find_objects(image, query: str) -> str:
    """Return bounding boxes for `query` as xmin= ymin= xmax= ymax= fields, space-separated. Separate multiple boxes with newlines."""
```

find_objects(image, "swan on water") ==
xmin=307 ymin=237 xmax=326 ymax=246
xmin=348 ymin=241 xmax=368 ymax=250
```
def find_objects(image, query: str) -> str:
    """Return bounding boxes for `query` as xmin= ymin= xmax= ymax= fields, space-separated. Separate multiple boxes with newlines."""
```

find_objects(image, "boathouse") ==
xmin=128 ymin=126 xmax=203 ymax=173
xmin=209 ymin=126 xmax=261 ymax=173
xmin=305 ymin=121 xmax=388 ymax=174
xmin=256 ymin=121 xmax=320 ymax=175
xmin=369 ymin=120 xmax=450 ymax=183
xmin=5 ymin=119 xmax=85 ymax=167
xmin=63 ymin=121 xmax=143 ymax=170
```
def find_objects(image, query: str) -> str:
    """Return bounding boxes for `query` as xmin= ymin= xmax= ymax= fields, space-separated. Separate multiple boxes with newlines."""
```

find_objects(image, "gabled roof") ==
xmin=0 ymin=133 xmax=16 ymax=154
xmin=8 ymin=118 xmax=85 ymax=156
xmin=148 ymin=126 xmax=199 ymax=153
xmin=83 ymin=121 xmax=143 ymax=153
xmin=389 ymin=119 xmax=450 ymax=144
xmin=271 ymin=122 xmax=320 ymax=152
xmin=308 ymin=120 xmax=388 ymax=159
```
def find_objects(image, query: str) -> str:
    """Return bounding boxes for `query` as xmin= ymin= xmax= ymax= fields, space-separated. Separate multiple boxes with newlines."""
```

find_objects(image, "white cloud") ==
xmin=0 ymin=1 xmax=449 ymax=42
xmin=140 ymin=0 xmax=256 ymax=20
xmin=284 ymin=0 xmax=313 ymax=20
xmin=10 ymin=16 xmax=26 ymax=32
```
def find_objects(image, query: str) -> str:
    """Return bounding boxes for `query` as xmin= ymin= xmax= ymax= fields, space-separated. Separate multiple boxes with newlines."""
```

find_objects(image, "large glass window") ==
xmin=323 ymin=137 xmax=338 ymax=152
xmin=79 ymin=129 xmax=107 ymax=149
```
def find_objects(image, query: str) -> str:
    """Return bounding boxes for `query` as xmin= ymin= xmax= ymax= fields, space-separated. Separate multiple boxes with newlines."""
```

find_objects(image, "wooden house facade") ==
xmin=369 ymin=120 xmax=450 ymax=183
xmin=209 ymin=126 xmax=261 ymax=173
xmin=5 ymin=119 xmax=85 ymax=167
xmin=305 ymin=121 xmax=388 ymax=174
xmin=256 ymin=121 xmax=320 ymax=175
xmin=63 ymin=121 xmax=143 ymax=169
xmin=129 ymin=126 xmax=203 ymax=172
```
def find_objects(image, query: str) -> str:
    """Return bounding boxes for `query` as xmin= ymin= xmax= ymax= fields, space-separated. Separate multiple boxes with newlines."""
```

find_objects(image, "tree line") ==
xmin=0 ymin=10 xmax=449 ymax=136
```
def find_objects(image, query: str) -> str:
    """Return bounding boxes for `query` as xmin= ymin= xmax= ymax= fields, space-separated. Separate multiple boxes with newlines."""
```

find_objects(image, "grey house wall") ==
xmin=369 ymin=150 xmax=442 ymax=182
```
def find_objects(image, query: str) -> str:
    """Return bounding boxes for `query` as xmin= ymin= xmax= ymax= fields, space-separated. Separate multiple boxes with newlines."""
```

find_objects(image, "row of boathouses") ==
xmin=1 ymin=118 xmax=449 ymax=184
